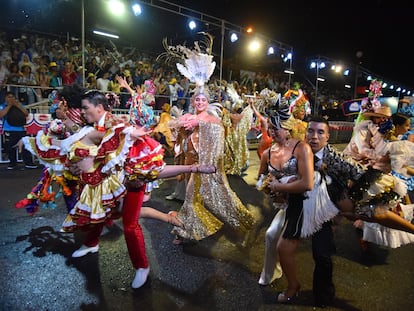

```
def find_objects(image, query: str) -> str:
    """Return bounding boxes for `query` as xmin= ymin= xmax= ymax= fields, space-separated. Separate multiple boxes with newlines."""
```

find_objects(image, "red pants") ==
xmin=83 ymin=186 xmax=148 ymax=269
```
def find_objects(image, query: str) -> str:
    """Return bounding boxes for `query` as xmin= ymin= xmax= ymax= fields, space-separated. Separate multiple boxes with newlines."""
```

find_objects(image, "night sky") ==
xmin=174 ymin=0 xmax=413 ymax=89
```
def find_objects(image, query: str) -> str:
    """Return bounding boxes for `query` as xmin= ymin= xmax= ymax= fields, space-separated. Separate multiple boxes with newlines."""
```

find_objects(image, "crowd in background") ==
xmin=0 ymin=30 xmax=353 ymax=119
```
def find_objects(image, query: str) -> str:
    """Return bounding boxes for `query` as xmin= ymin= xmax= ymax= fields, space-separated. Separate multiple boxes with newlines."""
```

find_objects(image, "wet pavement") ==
xmin=1 ymin=150 xmax=414 ymax=311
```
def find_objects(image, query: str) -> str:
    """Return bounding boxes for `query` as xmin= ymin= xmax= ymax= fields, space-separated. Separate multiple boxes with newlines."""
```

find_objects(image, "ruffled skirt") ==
xmin=61 ymin=172 xmax=126 ymax=232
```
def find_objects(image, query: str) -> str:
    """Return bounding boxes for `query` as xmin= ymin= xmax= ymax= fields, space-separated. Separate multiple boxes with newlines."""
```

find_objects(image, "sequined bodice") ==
xmin=268 ymin=156 xmax=298 ymax=179
xmin=267 ymin=141 xmax=300 ymax=179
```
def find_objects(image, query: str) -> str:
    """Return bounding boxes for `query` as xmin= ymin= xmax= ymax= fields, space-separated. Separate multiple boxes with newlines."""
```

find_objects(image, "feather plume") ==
xmin=226 ymin=83 xmax=244 ymax=109
xmin=157 ymin=33 xmax=216 ymax=87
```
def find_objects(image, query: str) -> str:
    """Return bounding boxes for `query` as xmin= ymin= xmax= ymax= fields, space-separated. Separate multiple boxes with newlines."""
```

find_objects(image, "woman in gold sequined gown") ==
xmin=169 ymin=92 xmax=255 ymax=243
xmin=222 ymin=103 xmax=253 ymax=175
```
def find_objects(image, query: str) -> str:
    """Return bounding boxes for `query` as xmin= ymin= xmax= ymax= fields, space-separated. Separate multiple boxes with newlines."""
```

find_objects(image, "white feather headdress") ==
xmin=158 ymin=33 xmax=216 ymax=88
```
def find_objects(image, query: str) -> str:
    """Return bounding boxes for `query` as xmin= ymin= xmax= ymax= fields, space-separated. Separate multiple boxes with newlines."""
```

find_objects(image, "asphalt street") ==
xmin=1 ymin=150 xmax=414 ymax=311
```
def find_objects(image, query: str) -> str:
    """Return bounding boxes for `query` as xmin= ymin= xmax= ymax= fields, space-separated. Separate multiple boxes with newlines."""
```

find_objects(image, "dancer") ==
xmin=356 ymin=112 xmax=414 ymax=248
xmin=17 ymin=84 xmax=86 ymax=214
xmin=222 ymin=101 xmax=253 ymax=175
xmin=339 ymin=81 xmax=414 ymax=234
xmin=263 ymin=102 xmax=314 ymax=302
xmin=305 ymin=117 xmax=360 ymax=307
xmin=250 ymin=98 xmax=272 ymax=160
xmin=159 ymin=33 xmax=255 ymax=244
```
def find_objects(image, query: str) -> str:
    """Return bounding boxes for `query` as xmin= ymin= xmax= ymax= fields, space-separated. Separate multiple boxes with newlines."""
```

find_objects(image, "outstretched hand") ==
xmin=13 ymin=139 xmax=24 ymax=153
xmin=131 ymin=126 xmax=152 ymax=139
xmin=116 ymin=75 xmax=128 ymax=89
xmin=181 ymin=115 xmax=198 ymax=130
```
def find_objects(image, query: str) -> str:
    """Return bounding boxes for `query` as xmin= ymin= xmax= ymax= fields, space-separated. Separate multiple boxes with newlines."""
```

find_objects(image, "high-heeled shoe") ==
xmin=172 ymin=235 xmax=184 ymax=245
xmin=277 ymin=286 xmax=300 ymax=303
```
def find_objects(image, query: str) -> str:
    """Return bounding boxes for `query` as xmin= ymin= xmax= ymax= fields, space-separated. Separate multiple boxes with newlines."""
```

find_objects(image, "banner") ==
xmin=25 ymin=113 xmax=52 ymax=135
xmin=341 ymin=97 xmax=399 ymax=116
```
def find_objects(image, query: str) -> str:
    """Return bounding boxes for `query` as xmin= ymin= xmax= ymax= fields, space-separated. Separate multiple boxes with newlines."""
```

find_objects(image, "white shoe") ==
xmin=132 ymin=267 xmax=150 ymax=289
xmin=165 ymin=192 xmax=177 ymax=200
xmin=71 ymin=244 xmax=99 ymax=258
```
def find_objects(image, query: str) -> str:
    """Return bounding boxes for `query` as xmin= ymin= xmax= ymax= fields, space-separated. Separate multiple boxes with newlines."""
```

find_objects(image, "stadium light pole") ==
xmin=81 ymin=0 xmax=85 ymax=87
xmin=219 ymin=20 xmax=225 ymax=84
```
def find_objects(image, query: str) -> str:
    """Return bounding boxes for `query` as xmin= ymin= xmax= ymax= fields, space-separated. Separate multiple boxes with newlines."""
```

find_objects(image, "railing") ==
xmin=328 ymin=121 xmax=355 ymax=143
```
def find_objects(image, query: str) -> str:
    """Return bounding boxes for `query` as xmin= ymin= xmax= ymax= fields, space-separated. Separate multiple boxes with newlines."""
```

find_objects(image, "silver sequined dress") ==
xmin=172 ymin=121 xmax=255 ymax=241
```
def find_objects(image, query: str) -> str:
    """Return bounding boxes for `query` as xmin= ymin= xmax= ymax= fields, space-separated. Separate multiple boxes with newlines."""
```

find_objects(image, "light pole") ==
xmin=288 ymin=49 xmax=293 ymax=88
xmin=314 ymin=56 xmax=320 ymax=115
xmin=353 ymin=64 xmax=359 ymax=99
xmin=81 ymin=0 xmax=85 ymax=87
xmin=219 ymin=20 xmax=225 ymax=86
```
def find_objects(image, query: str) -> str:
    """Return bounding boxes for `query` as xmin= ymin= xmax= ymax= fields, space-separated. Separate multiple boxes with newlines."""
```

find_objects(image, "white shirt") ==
xmin=314 ymin=148 xmax=324 ymax=169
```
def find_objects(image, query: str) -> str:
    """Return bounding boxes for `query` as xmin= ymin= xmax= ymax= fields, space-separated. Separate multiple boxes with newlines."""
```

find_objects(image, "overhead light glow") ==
xmin=230 ymin=32 xmax=238 ymax=43
xmin=267 ymin=46 xmax=275 ymax=55
xmin=248 ymin=40 xmax=260 ymax=52
xmin=132 ymin=3 xmax=142 ymax=16
xmin=188 ymin=20 xmax=197 ymax=30
xmin=108 ymin=0 xmax=125 ymax=16
xmin=93 ymin=30 xmax=119 ymax=39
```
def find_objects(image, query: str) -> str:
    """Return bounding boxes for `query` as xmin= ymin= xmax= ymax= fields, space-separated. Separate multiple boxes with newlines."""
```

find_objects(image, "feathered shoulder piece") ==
xmin=157 ymin=32 xmax=216 ymax=87
xmin=226 ymin=83 xmax=244 ymax=109
xmin=323 ymin=144 xmax=366 ymax=182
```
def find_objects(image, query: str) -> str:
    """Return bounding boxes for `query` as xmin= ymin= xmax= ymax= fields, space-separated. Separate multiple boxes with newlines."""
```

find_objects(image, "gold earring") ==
xmin=71 ymin=124 xmax=80 ymax=132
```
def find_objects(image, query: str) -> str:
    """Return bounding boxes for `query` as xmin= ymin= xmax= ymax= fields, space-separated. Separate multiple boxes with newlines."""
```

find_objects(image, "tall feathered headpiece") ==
xmin=158 ymin=32 xmax=216 ymax=94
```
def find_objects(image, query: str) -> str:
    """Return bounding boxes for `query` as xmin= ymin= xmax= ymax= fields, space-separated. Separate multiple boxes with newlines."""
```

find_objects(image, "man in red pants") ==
xmin=72 ymin=183 xmax=150 ymax=289
xmin=69 ymin=90 xmax=152 ymax=288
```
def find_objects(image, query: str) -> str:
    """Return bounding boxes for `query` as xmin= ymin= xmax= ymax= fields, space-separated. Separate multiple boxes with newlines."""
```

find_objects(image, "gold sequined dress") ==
xmin=172 ymin=121 xmax=255 ymax=241
xmin=223 ymin=105 xmax=253 ymax=175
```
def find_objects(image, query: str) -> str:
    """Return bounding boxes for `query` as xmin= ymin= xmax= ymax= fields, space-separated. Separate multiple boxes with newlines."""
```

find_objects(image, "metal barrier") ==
xmin=0 ymin=112 xmax=52 ymax=164
xmin=328 ymin=121 xmax=354 ymax=143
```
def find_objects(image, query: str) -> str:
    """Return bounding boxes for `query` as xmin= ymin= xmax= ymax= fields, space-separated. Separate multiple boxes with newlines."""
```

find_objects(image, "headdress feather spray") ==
xmin=158 ymin=32 xmax=216 ymax=95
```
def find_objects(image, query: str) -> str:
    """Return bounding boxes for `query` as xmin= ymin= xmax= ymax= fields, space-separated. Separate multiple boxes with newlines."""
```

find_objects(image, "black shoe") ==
xmin=7 ymin=165 xmax=17 ymax=170
xmin=314 ymin=299 xmax=333 ymax=308
xmin=24 ymin=164 xmax=38 ymax=169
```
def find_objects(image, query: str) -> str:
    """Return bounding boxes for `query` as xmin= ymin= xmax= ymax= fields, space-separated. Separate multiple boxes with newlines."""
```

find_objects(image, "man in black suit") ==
xmin=306 ymin=116 xmax=363 ymax=307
